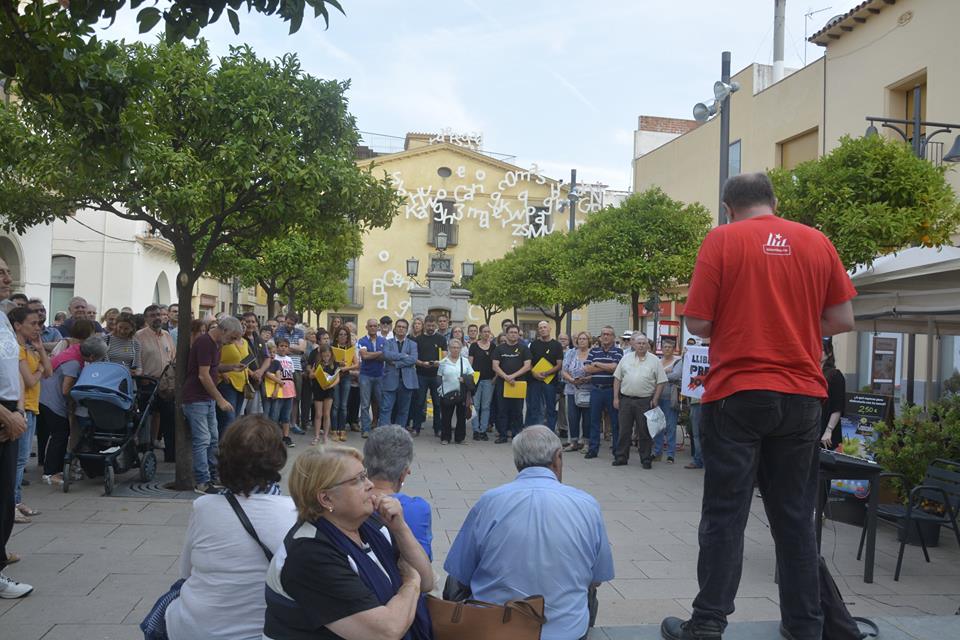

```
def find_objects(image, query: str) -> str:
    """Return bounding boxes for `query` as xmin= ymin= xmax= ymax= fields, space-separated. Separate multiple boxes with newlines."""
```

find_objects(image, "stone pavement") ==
xmin=3 ymin=429 xmax=959 ymax=639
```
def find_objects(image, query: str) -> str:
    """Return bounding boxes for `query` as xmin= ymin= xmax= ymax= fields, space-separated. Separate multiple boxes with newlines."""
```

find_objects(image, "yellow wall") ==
xmin=317 ymin=142 xmax=596 ymax=337
xmin=633 ymin=59 xmax=824 ymax=223
xmin=821 ymin=0 xmax=960 ymax=196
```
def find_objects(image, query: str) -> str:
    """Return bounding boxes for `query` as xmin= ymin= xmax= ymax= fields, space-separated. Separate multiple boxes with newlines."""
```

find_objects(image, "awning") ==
xmin=849 ymin=246 xmax=960 ymax=335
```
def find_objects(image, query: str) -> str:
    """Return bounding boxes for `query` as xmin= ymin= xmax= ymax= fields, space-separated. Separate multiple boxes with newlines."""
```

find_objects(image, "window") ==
xmin=728 ymin=140 xmax=741 ymax=177
xmin=427 ymin=200 xmax=459 ymax=247
xmin=345 ymin=258 xmax=360 ymax=307
xmin=49 ymin=255 xmax=76 ymax=317
xmin=777 ymin=129 xmax=818 ymax=170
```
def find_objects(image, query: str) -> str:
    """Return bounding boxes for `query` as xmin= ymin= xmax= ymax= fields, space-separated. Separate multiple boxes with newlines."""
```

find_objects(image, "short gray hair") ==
xmin=80 ymin=336 xmax=108 ymax=361
xmin=218 ymin=315 xmax=242 ymax=335
xmin=363 ymin=425 xmax=414 ymax=483
xmin=512 ymin=425 xmax=562 ymax=471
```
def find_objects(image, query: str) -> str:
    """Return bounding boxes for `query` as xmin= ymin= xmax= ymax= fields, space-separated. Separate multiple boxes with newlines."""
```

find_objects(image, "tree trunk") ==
xmin=266 ymin=291 xmax=275 ymax=319
xmin=287 ymin=284 xmax=297 ymax=318
xmin=172 ymin=270 xmax=197 ymax=490
xmin=554 ymin=304 xmax=563 ymax=337
xmin=631 ymin=290 xmax=641 ymax=331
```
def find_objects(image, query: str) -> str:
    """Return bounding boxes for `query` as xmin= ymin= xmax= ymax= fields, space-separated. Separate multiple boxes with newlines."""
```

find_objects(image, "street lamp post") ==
xmin=693 ymin=51 xmax=740 ymax=225
xmin=863 ymin=84 xmax=960 ymax=406
xmin=565 ymin=168 xmax=578 ymax=338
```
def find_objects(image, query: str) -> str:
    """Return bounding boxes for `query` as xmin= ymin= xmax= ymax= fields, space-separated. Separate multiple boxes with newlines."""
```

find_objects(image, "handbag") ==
xmin=225 ymin=492 xmax=274 ymax=561
xmin=440 ymin=358 xmax=466 ymax=406
xmin=156 ymin=363 xmax=176 ymax=401
xmin=575 ymin=388 xmax=591 ymax=408
xmin=426 ymin=594 xmax=546 ymax=640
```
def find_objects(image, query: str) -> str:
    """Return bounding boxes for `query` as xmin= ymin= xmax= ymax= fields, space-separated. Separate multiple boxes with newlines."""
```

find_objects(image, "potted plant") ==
xmin=869 ymin=395 xmax=960 ymax=547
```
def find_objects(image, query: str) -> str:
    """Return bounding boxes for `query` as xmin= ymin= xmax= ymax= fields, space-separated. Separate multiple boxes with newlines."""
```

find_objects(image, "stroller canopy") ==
xmin=70 ymin=361 xmax=135 ymax=411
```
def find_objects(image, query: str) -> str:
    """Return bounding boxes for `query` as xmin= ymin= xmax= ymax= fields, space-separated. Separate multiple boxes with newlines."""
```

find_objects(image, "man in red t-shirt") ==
xmin=661 ymin=173 xmax=855 ymax=640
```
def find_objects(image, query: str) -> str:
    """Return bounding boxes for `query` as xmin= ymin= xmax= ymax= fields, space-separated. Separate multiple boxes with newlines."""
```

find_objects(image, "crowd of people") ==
xmin=0 ymin=173 xmax=858 ymax=640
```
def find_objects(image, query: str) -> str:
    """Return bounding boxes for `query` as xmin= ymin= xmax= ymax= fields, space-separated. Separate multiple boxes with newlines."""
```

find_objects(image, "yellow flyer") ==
xmin=332 ymin=347 xmax=354 ymax=367
xmin=315 ymin=368 xmax=339 ymax=389
xmin=472 ymin=371 xmax=481 ymax=385
xmin=532 ymin=357 xmax=556 ymax=384
xmin=503 ymin=380 xmax=527 ymax=399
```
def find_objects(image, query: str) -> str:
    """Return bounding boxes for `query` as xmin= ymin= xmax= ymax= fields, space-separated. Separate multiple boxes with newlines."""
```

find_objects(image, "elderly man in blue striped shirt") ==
xmin=445 ymin=426 xmax=615 ymax=640
xmin=583 ymin=325 xmax=624 ymax=459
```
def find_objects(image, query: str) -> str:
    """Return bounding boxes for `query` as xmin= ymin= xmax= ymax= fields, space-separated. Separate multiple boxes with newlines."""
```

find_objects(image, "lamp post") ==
xmin=862 ymin=85 xmax=960 ymax=406
xmin=565 ymin=169 xmax=579 ymax=338
xmin=693 ymin=51 xmax=740 ymax=225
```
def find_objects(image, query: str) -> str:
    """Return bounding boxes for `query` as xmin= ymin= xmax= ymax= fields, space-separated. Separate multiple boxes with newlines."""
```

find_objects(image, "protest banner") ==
xmin=680 ymin=346 xmax=709 ymax=400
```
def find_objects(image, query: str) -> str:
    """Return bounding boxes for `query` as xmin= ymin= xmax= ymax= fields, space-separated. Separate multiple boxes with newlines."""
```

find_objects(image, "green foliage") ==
xmin=870 ymin=394 xmax=960 ymax=493
xmin=469 ymin=231 xmax=597 ymax=331
xmin=1 ymin=1 xmax=345 ymax=142
xmin=769 ymin=135 xmax=960 ymax=269
xmin=574 ymin=187 xmax=711 ymax=326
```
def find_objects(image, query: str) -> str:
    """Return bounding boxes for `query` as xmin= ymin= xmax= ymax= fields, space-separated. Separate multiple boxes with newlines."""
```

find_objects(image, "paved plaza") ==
xmin=2 ymin=430 xmax=959 ymax=639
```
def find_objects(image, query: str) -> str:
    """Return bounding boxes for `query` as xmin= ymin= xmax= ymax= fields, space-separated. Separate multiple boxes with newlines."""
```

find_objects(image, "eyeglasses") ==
xmin=329 ymin=470 xmax=368 ymax=489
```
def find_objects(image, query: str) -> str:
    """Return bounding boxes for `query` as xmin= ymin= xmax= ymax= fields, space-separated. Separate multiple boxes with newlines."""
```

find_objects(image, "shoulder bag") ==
xmin=225 ymin=493 xmax=274 ymax=561
xmin=440 ymin=358 xmax=464 ymax=407
xmin=426 ymin=594 xmax=546 ymax=640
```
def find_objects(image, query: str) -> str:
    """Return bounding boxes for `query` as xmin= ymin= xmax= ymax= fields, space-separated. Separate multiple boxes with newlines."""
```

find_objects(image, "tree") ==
xmin=468 ymin=232 xmax=597 ymax=334
xmin=769 ymin=135 xmax=960 ymax=270
xmin=0 ymin=41 xmax=396 ymax=488
xmin=208 ymin=217 xmax=366 ymax=318
xmin=1 ymin=1 xmax=346 ymax=121
xmin=575 ymin=188 xmax=712 ymax=330
xmin=467 ymin=260 xmax=509 ymax=324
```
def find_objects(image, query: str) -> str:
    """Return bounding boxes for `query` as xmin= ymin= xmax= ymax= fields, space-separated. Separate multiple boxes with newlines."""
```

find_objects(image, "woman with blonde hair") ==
xmin=264 ymin=445 xmax=434 ymax=640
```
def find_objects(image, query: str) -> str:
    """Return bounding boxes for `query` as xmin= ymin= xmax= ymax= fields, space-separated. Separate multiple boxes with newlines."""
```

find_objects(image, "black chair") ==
xmin=857 ymin=458 xmax=960 ymax=581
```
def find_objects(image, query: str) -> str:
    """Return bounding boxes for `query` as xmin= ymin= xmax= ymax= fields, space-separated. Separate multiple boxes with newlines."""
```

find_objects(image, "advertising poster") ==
xmin=680 ymin=346 xmax=709 ymax=400
xmin=831 ymin=392 xmax=893 ymax=497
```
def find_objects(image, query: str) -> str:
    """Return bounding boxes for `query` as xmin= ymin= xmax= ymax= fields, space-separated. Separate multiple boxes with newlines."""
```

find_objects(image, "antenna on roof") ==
xmin=804 ymin=6 xmax=833 ymax=65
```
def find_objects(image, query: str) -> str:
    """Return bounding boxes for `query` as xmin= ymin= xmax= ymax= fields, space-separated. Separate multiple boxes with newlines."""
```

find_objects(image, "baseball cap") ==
xmin=621 ymin=330 xmax=633 ymax=340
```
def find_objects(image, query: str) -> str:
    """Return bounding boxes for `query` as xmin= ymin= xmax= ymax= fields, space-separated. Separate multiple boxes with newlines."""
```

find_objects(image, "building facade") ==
xmin=632 ymin=0 xmax=960 ymax=400
xmin=315 ymin=134 xmax=609 ymax=337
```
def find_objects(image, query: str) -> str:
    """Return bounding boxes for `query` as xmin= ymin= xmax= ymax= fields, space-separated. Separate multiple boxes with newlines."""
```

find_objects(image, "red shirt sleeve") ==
xmin=684 ymin=229 xmax=724 ymax=321
xmin=822 ymin=236 xmax=857 ymax=308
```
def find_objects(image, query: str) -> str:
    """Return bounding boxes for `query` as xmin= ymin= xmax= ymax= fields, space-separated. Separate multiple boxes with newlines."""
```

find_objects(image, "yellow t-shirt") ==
xmin=19 ymin=345 xmax=41 ymax=413
xmin=219 ymin=340 xmax=250 ymax=393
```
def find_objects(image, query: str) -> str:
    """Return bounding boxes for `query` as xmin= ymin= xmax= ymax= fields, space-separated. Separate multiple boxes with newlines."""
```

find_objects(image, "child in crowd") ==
xmin=307 ymin=345 xmax=339 ymax=445
xmin=265 ymin=338 xmax=296 ymax=447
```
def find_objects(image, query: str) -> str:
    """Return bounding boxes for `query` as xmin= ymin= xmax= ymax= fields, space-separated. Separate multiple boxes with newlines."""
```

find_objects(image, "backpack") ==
xmin=819 ymin=556 xmax=879 ymax=640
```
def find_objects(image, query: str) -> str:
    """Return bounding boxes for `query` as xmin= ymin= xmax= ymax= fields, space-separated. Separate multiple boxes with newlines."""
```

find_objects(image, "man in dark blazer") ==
xmin=380 ymin=318 xmax=419 ymax=428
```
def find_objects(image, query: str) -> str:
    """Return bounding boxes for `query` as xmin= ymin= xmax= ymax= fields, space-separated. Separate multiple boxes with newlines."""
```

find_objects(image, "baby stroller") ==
xmin=64 ymin=361 xmax=163 ymax=495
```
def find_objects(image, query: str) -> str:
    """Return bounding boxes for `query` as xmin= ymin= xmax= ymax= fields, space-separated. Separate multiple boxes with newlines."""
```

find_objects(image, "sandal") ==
xmin=562 ymin=442 xmax=582 ymax=452
xmin=311 ymin=436 xmax=321 ymax=446
xmin=6 ymin=552 xmax=20 ymax=564
xmin=17 ymin=504 xmax=40 ymax=517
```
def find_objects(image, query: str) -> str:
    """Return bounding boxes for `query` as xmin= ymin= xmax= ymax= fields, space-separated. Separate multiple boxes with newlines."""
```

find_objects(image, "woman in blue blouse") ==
xmin=363 ymin=425 xmax=433 ymax=559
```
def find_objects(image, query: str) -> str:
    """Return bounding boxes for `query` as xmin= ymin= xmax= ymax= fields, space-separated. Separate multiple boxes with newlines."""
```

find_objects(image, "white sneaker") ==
xmin=0 ymin=573 xmax=33 ymax=598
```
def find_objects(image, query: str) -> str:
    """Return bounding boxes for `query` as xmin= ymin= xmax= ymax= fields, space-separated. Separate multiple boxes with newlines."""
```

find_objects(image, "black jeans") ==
xmin=495 ymin=381 xmax=524 ymax=438
xmin=40 ymin=404 xmax=70 ymax=476
xmin=440 ymin=401 xmax=467 ymax=443
xmin=693 ymin=391 xmax=823 ymax=639
xmin=0 ymin=399 xmax=19 ymax=571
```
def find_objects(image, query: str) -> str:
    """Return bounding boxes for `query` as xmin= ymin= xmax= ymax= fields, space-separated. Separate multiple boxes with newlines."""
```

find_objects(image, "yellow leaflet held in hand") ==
xmin=315 ymin=368 xmax=339 ymax=389
xmin=332 ymin=347 xmax=354 ymax=367
xmin=503 ymin=380 xmax=527 ymax=399
xmin=472 ymin=371 xmax=481 ymax=385
xmin=532 ymin=357 xmax=555 ymax=384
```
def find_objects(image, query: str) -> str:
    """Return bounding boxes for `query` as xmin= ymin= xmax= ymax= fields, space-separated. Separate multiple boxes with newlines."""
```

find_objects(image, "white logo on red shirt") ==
xmin=762 ymin=232 xmax=792 ymax=256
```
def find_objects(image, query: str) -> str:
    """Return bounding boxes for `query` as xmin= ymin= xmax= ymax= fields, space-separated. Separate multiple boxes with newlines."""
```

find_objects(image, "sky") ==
xmin=105 ymin=0 xmax=863 ymax=190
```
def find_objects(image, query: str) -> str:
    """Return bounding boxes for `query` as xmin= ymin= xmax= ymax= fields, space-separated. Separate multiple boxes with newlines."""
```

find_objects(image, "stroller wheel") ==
xmin=139 ymin=451 xmax=157 ymax=482
xmin=62 ymin=461 xmax=71 ymax=493
xmin=103 ymin=464 xmax=115 ymax=496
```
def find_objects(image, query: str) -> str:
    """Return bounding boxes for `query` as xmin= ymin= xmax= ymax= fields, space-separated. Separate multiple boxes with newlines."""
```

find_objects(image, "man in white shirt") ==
xmin=612 ymin=332 xmax=667 ymax=469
